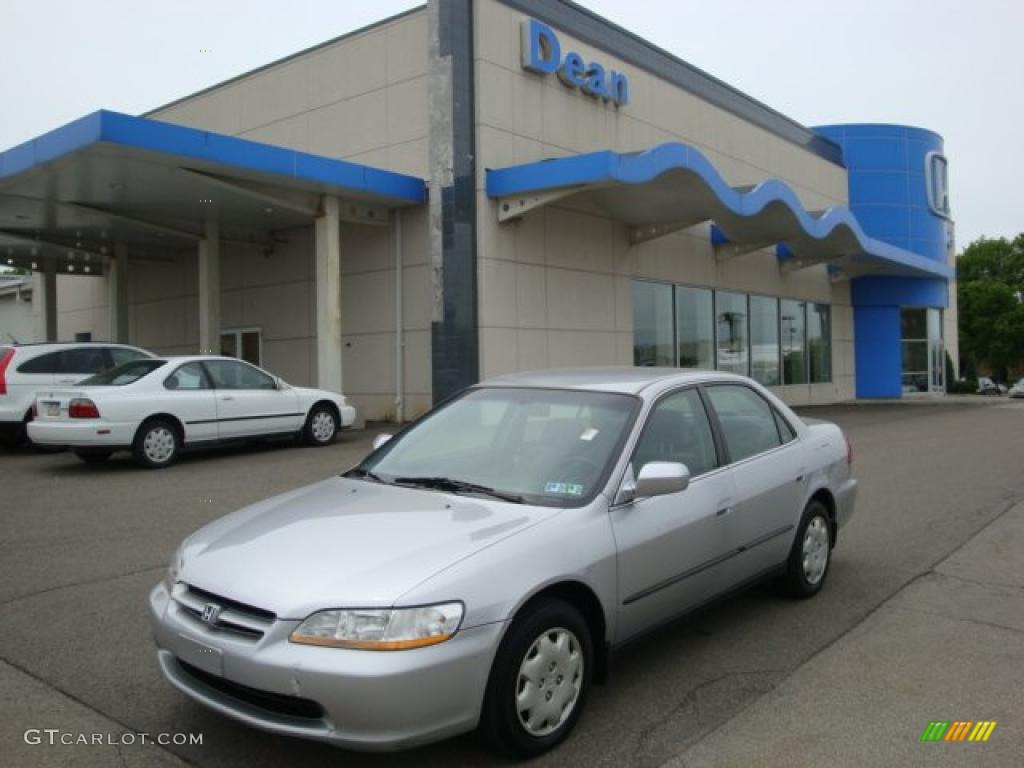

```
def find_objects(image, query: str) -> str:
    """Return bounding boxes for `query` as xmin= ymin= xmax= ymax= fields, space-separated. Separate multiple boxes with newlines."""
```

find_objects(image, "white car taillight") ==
xmin=69 ymin=398 xmax=100 ymax=419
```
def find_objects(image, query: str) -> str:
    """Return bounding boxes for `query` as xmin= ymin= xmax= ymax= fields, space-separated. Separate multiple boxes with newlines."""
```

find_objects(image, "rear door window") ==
xmin=61 ymin=347 xmax=110 ymax=374
xmin=705 ymin=385 xmax=784 ymax=463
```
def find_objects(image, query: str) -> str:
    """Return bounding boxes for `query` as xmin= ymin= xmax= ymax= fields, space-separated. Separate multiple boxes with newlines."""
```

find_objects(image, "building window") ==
xmin=780 ymin=300 xmax=807 ymax=385
xmin=74 ymin=332 xmax=92 ymax=342
xmin=632 ymin=281 xmax=674 ymax=367
xmin=220 ymin=328 xmax=262 ymax=367
xmin=749 ymin=295 xmax=780 ymax=386
xmin=675 ymin=285 xmax=713 ymax=368
xmin=715 ymin=291 xmax=748 ymax=375
xmin=808 ymin=303 xmax=831 ymax=383
xmin=630 ymin=281 xmax=829 ymax=388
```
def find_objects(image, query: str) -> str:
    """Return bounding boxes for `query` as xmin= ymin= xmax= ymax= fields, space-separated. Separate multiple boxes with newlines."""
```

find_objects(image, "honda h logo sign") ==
xmin=925 ymin=151 xmax=951 ymax=219
xmin=201 ymin=603 xmax=222 ymax=625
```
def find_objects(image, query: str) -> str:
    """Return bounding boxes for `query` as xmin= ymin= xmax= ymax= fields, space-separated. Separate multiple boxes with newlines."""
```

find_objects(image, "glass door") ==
xmin=901 ymin=308 xmax=944 ymax=394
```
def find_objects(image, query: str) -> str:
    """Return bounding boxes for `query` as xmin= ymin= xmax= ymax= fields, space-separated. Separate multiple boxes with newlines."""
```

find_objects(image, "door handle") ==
xmin=716 ymin=506 xmax=732 ymax=517
xmin=220 ymin=396 xmax=234 ymax=401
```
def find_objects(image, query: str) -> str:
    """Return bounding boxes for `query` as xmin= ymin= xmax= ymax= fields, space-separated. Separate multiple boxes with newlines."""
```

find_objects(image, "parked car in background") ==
xmin=0 ymin=342 xmax=152 ymax=445
xmin=976 ymin=377 xmax=1007 ymax=396
xmin=27 ymin=356 xmax=355 ymax=467
xmin=149 ymin=368 xmax=856 ymax=756
xmin=1008 ymin=379 xmax=1024 ymax=399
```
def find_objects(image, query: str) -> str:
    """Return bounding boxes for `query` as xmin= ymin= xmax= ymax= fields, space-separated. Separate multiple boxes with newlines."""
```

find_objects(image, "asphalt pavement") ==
xmin=1 ymin=398 xmax=1023 ymax=767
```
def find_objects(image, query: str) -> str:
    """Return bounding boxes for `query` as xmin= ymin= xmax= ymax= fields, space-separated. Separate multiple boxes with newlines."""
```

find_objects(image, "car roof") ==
xmin=479 ymin=367 xmax=746 ymax=395
xmin=8 ymin=341 xmax=143 ymax=349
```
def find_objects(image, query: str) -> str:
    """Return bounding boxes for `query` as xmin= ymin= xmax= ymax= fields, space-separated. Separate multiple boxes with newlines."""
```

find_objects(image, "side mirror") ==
xmin=372 ymin=433 xmax=393 ymax=451
xmin=634 ymin=461 xmax=690 ymax=499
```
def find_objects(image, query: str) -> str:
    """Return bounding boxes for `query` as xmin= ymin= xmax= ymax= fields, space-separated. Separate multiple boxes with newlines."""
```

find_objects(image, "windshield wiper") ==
xmin=344 ymin=467 xmax=386 ymax=483
xmin=393 ymin=476 xmax=525 ymax=504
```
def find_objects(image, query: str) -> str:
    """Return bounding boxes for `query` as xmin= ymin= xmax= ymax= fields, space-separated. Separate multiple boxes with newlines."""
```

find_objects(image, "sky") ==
xmin=1 ymin=0 xmax=1021 ymax=247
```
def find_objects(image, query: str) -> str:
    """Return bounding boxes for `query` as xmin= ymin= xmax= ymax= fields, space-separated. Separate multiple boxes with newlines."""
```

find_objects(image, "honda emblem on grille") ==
xmin=201 ymin=603 xmax=222 ymax=625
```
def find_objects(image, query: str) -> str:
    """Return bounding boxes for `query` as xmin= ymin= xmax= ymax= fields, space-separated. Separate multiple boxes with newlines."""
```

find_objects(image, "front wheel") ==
xmin=303 ymin=405 xmax=337 ymax=446
xmin=133 ymin=419 xmax=180 ymax=469
xmin=783 ymin=500 xmax=833 ymax=598
xmin=479 ymin=598 xmax=592 ymax=758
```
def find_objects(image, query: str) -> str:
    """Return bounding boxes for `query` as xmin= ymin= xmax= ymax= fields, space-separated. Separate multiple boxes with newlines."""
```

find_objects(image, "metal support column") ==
xmin=198 ymin=219 xmax=221 ymax=354
xmin=315 ymin=195 xmax=343 ymax=393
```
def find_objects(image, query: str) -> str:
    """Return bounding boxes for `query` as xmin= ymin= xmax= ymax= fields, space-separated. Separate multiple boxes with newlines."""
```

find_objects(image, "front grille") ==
xmin=174 ymin=583 xmax=276 ymax=641
xmin=177 ymin=660 xmax=325 ymax=721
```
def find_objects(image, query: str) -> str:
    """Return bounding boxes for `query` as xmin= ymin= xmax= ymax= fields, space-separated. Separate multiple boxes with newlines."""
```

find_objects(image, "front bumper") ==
xmin=27 ymin=419 xmax=135 ymax=448
xmin=339 ymin=405 xmax=357 ymax=428
xmin=149 ymin=582 xmax=504 ymax=751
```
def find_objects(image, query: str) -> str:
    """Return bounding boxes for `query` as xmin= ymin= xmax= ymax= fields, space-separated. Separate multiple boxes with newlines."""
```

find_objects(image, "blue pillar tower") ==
xmin=815 ymin=124 xmax=954 ymax=398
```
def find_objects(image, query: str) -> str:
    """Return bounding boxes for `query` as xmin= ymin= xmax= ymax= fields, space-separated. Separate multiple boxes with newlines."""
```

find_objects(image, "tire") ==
xmin=132 ymin=418 xmax=180 ymax=469
xmin=73 ymin=449 xmax=113 ymax=464
xmin=783 ymin=499 xmax=833 ymax=599
xmin=479 ymin=598 xmax=593 ymax=758
xmin=303 ymin=404 xmax=337 ymax=446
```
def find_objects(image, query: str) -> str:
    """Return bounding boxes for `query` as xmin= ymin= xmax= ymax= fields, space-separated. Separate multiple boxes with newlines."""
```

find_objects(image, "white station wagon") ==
xmin=27 ymin=356 xmax=356 ymax=467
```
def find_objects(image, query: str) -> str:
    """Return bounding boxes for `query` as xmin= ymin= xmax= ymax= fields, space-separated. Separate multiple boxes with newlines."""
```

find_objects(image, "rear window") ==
xmin=79 ymin=360 xmax=166 ymax=386
xmin=17 ymin=347 xmax=109 ymax=374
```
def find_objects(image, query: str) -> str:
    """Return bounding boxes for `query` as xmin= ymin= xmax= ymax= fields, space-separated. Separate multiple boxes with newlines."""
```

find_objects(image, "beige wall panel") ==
xmin=240 ymin=115 xmax=310 ymax=153
xmin=341 ymin=270 xmax=396 ymax=336
xmin=545 ymin=268 xmax=616 ymax=332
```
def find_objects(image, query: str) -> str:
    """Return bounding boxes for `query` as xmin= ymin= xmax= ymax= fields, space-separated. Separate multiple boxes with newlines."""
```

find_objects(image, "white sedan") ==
xmin=27 ymin=356 xmax=356 ymax=468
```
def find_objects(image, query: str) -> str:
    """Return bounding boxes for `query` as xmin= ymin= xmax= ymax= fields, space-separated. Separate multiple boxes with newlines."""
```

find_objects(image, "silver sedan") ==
xmin=149 ymin=368 xmax=857 ymax=757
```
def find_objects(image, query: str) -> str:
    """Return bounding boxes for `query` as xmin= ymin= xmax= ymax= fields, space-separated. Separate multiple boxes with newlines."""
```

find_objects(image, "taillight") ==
xmin=69 ymin=398 xmax=100 ymax=419
xmin=31 ymin=401 xmax=38 ymax=418
xmin=0 ymin=348 xmax=14 ymax=395
xmin=845 ymin=435 xmax=853 ymax=466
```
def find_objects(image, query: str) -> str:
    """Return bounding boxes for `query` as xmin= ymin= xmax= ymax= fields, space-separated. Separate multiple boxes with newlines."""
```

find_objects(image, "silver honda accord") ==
xmin=150 ymin=368 xmax=857 ymax=756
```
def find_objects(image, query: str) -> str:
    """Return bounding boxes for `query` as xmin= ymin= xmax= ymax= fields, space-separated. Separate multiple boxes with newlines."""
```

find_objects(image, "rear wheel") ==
xmin=303 ymin=404 xmax=337 ymax=446
xmin=479 ymin=598 xmax=592 ymax=757
xmin=783 ymin=500 xmax=832 ymax=598
xmin=133 ymin=418 xmax=180 ymax=469
xmin=73 ymin=449 xmax=113 ymax=464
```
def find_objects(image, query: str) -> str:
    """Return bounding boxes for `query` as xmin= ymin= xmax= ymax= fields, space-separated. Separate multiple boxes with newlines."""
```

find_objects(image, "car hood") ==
xmin=178 ymin=476 xmax=555 ymax=619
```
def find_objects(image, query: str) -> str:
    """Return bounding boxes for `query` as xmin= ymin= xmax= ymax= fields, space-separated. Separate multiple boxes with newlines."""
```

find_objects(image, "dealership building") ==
xmin=0 ymin=0 xmax=956 ymax=421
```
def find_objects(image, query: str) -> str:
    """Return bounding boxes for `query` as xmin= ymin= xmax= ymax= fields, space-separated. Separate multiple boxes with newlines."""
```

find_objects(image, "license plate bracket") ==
xmin=176 ymin=633 xmax=224 ymax=677
xmin=44 ymin=402 xmax=60 ymax=417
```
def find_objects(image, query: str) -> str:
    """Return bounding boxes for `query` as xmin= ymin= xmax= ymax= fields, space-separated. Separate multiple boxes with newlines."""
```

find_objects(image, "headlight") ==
xmin=164 ymin=543 xmax=185 ymax=590
xmin=289 ymin=603 xmax=464 ymax=650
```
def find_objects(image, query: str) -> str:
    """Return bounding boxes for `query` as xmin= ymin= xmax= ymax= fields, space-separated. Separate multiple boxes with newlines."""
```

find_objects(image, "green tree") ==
xmin=957 ymin=234 xmax=1024 ymax=380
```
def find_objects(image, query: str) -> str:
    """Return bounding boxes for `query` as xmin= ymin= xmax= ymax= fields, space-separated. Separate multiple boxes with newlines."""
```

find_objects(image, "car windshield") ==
xmin=355 ymin=387 xmax=640 ymax=506
xmin=79 ymin=359 xmax=166 ymax=386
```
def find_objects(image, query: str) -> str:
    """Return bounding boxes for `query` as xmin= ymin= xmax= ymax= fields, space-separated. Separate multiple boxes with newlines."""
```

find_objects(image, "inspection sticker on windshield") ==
xmin=545 ymin=482 xmax=584 ymax=496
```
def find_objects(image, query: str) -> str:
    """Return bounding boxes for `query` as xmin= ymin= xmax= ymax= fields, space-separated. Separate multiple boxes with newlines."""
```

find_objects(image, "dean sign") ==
xmin=521 ymin=19 xmax=630 ymax=107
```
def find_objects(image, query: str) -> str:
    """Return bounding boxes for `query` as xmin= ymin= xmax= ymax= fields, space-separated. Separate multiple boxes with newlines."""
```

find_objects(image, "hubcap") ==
xmin=802 ymin=515 xmax=830 ymax=585
xmin=311 ymin=411 xmax=335 ymax=442
xmin=515 ymin=627 xmax=583 ymax=737
xmin=143 ymin=426 xmax=175 ymax=463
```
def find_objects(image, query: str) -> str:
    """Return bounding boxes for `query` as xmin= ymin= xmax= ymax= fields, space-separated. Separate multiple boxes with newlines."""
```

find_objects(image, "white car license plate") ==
xmin=44 ymin=402 xmax=60 ymax=417
xmin=177 ymin=634 xmax=224 ymax=677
